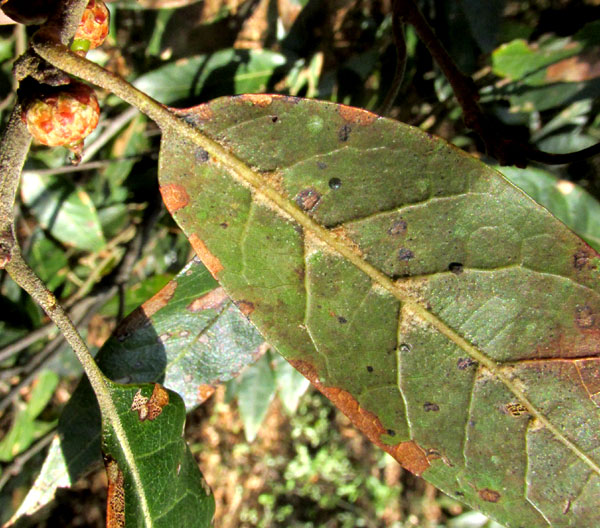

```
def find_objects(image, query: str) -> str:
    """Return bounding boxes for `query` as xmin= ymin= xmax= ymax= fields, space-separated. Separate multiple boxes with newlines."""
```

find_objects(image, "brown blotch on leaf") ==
xmin=338 ymin=104 xmax=378 ymax=126
xmin=187 ymin=287 xmax=228 ymax=312
xmin=105 ymin=457 xmax=125 ymax=528
xmin=295 ymin=188 xmax=321 ymax=212
xmin=238 ymin=94 xmax=273 ymax=107
xmin=160 ymin=183 xmax=190 ymax=213
xmin=197 ymin=384 xmax=216 ymax=403
xmin=189 ymin=234 xmax=224 ymax=278
xmin=575 ymin=304 xmax=595 ymax=329
xmin=338 ymin=124 xmax=352 ymax=142
xmin=388 ymin=220 xmax=407 ymax=236
xmin=423 ymin=402 xmax=440 ymax=412
xmin=574 ymin=357 xmax=600 ymax=397
xmin=290 ymin=359 xmax=430 ymax=475
xmin=236 ymin=300 xmax=255 ymax=317
xmin=195 ymin=148 xmax=209 ymax=163
xmin=175 ymin=104 xmax=215 ymax=123
xmin=505 ymin=402 xmax=529 ymax=417
xmin=130 ymin=383 xmax=169 ymax=421
xmin=573 ymin=247 xmax=592 ymax=271
xmin=112 ymin=279 xmax=177 ymax=341
xmin=479 ymin=488 xmax=501 ymax=503
xmin=457 ymin=357 xmax=477 ymax=370
xmin=398 ymin=248 xmax=414 ymax=261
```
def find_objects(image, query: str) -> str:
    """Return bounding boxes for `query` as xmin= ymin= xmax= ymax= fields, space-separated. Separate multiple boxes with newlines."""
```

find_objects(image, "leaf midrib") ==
xmin=159 ymin=103 xmax=600 ymax=478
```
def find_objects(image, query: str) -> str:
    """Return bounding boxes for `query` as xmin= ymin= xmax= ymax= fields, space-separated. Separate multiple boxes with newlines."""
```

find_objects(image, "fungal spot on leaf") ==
xmin=398 ymin=248 xmax=414 ymax=261
xmin=575 ymin=304 xmax=595 ymax=329
xmin=387 ymin=429 xmax=396 ymax=436
xmin=337 ymin=105 xmax=378 ymax=125
xmin=338 ymin=124 xmax=352 ymax=142
xmin=130 ymin=383 xmax=169 ymax=421
xmin=236 ymin=300 xmax=255 ymax=316
xmin=271 ymin=116 xmax=278 ymax=123
xmin=423 ymin=402 xmax=440 ymax=412
xmin=505 ymin=402 xmax=529 ymax=417
xmin=573 ymin=248 xmax=591 ymax=271
xmin=295 ymin=188 xmax=321 ymax=211
xmin=448 ymin=262 xmax=464 ymax=274
xmin=478 ymin=488 xmax=501 ymax=503
xmin=187 ymin=287 xmax=228 ymax=312
xmin=366 ymin=365 xmax=374 ymax=372
xmin=328 ymin=177 xmax=342 ymax=189
xmin=457 ymin=357 xmax=477 ymax=370
xmin=317 ymin=161 xmax=327 ymax=169
xmin=189 ymin=234 xmax=224 ymax=278
xmin=195 ymin=148 xmax=209 ymax=163
xmin=158 ymin=332 xmax=171 ymax=343
xmin=160 ymin=183 xmax=189 ymax=212
xmin=388 ymin=219 xmax=407 ymax=236
xmin=337 ymin=315 xmax=347 ymax=324
xmin=105 ymin=457 xmax=125 ymax=528
xmin=399 ymin=343 xmax=412 ymax=353
xmin=220 ymin=222 xmax=228 ymax=228
xmin=240 ymin=93 xmax=273 ymax=107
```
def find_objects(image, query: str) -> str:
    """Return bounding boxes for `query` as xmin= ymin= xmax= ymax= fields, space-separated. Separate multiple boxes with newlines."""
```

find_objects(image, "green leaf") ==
xmin=20 ymin=172 xmax=106 ymax=252
xmin=0 ymin=370 xmax=58 ymax=462
xmin=273 ymin=353 xmax=311 ymax=415
xmin=158 ymin=95 xmax=600 ymax=527
xmin=231 ymin=350 xmax=276 ymax=442
xmin=100 ymin=380 xmax=214 ymax=526
xmin=498 ymin=165 xmax=600 ymax=252
xmin=10 ymin=258 xmax=263 ymax=524
xmin=133 ymin=49 xmax=288 ymax=105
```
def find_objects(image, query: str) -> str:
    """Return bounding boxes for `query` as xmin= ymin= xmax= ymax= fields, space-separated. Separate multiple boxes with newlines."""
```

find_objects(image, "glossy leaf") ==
xmin=158 ymin=95 xmax=600 ymax=527
xmin=20 ymin=171 xmax=106 ymax=252
xmin=9 ymin=258 xmax=263 ymax=524
xmin=134 ymin=49 xmax=288 ymax=105
xmin=100 ymin=380 xmax=214 ymax=527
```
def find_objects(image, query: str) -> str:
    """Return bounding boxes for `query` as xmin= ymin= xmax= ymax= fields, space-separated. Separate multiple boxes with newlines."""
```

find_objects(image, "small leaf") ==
xmin=100 ymin=380 xmax=214 ymax=526
xmin=158 ymin=95 xmax=600 ymax=527
xmin=20 ymin=172 xmax=106 ymax=252
xmin=233 ymin=351 xmax=276 ymax=442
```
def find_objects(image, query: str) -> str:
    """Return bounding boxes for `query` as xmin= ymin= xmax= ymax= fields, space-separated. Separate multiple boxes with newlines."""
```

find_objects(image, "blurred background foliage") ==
xmin=0 ymin=0 xmax=599 ymax=526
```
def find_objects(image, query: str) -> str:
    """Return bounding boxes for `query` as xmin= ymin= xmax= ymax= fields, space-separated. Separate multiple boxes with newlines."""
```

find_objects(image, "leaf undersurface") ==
xmin=158 ymin=94 xmax=600 ymax=527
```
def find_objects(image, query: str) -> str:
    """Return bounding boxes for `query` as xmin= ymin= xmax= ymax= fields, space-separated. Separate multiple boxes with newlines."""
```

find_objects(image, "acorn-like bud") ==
xmin=73 ymin=0 xmax=110 ymax=52
xmin=22 ymin=82 xmax=100 ymax=154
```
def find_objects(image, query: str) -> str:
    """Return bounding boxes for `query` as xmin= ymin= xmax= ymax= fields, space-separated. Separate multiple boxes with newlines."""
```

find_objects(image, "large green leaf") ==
xmin=158 ymin=95 xmax=600 ymax=527
xmin=7 ymin=258 xmax=262 ymax=524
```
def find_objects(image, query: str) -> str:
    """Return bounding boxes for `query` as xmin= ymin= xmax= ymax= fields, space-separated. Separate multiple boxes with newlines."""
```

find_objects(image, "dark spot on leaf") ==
xmin=575 ymin=304 xmax=595 ymax=329
xmin=388 ymin=219 xmax=407 ymax=236
xmin=573 ymin=248 xmax=590 ymax=270
xmin=220 ymin=222 xmax=228 ymax=229
xmin=338 ymin=124 xmax=352 ymax=142
xmin=387 ymin=429 xmax=396 ymax=436
xmin=479 ymin=488 xmax=501 ymax=503
xmin=424 ymin=402 xmax=439 ymax=412
xmin=399 ymin=343 xmax=411 ymax=353
xmin=457 ymin=357 xmax=476 ymax=370
xmin=317 ymin=161 xmax=327 ymax=169
xmin=295 ymin=188 xmax=321 ymax=211
xmin=398 ymin=248 xmax=414 ymax=261
xmin=448 ymin=262 xmax=464 ymax=274
xmin=455 ymin=491 xmax=464 ymax=497
xmin=328 ymin=177 xmax=342 ymax=189
xmin=337 ymin=316 xmax=347 ymax=324
xmin=294 ymin=266 xmax=305 ymax=281
xmin=505 ymin=402 xmax=528 ymax=417
xmin=271 ymin=115 xmax=278 ymax=123
xmin=366 ymin=365 xmax=374 ymax=372
xmin=195 ymin=148 xmax=209 ymax=162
